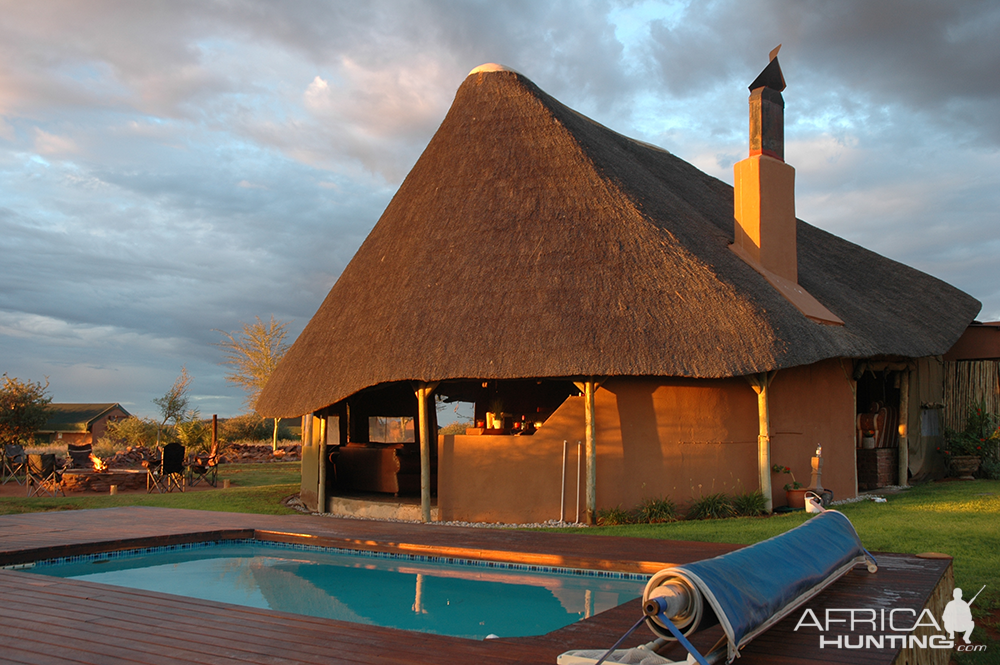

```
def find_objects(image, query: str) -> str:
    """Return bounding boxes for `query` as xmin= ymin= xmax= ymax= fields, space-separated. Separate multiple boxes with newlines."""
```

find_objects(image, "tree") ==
xmin=153 ymin=367 xmax=192 ymax=444
xmin=215 ymin=315 xmax=290 ymax=450
xmin=0 ymin=374 xmax=51 ymax=446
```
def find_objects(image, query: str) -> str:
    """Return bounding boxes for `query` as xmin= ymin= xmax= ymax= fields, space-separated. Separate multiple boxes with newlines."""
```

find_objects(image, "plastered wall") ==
xmin=437 ymin=359 xmax=857 ymax=523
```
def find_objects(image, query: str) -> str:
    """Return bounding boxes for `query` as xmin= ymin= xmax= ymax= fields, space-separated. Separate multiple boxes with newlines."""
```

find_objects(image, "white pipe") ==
xmin=560 ymin=440 xmax=568 ymax=523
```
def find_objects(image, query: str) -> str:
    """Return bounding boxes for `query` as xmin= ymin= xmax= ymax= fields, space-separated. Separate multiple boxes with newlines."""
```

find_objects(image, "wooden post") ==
xmin=748 ymin=372 xmax=776 ymax=513
xmin=413 ymin=382 xmax=439 ymax=523
xmin=898 ymin=370 xmax=910 ymax=487
xmin=299 ymin=414 xmax=318 ymax=512
xmin=301 ymin=414 xmax=312 ymax=450
xmin=584 ymin=380 xmax=597 ymax=525
xmin=317 ymin=415 xmax=327 ymax=514
xmin=572 ymin=379 xmax=602 ymax=525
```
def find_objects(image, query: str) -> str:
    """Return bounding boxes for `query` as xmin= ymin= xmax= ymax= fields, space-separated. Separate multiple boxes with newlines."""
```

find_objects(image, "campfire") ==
xmin=90 ymin=454 xmax=108 ymax=472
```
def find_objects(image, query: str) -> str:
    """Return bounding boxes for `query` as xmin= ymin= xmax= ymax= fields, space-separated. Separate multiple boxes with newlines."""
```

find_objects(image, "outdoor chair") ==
xmin=146 ymin=442 xmax=186 ymax=493
xmin=2 ymin=444 xmax=27 ymax=486
xmin=26 ymin=453 xmax=65 ymax=497
xmin=67 ymin=443 xmax=94 ymax=469
xmin=187 ymin=440 xmax=220 ymax=488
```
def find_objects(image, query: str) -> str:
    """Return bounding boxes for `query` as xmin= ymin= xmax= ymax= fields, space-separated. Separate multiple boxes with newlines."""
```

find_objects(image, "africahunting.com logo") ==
xmin=794 ymin=585 xmax=987 ymax=654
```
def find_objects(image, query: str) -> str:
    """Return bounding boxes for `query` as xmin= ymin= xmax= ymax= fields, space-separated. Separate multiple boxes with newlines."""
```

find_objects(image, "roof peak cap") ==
xmin=467 ymin=63 xmax=521 ymax=76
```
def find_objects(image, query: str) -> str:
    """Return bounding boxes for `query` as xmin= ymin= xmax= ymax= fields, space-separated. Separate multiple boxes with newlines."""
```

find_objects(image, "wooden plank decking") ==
xmin=0 ymin=508 xmax=951 ymax=664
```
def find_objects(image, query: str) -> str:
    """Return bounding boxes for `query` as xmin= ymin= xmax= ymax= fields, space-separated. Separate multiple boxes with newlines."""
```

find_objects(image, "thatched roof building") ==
xmin=257 ymin=65 xmax=978 ymax=418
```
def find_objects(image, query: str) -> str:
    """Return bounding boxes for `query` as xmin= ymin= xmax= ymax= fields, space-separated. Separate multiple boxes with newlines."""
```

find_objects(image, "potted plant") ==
xmin=940 ymin=402 xmax=999 ymax=480
xmin=772 ymin=464 xmax=807 ymax=508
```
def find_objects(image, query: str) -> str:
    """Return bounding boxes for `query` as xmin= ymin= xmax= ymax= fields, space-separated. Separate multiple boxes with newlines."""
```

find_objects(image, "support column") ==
xmin=574 ymin=379 xmax=601 ymax=525
xmin=898 ymin=370 xmax=910 ymax=487
xmin=748 ymin=371 xmax=776 ymax=513
xmin=299 ymin=414 xmax=318 ymax=512
xmin=413 ymin=381 xmax=439 ymax=523
xmin=584 ymin=380 xmax=597 ymax=525
xmin=317 ymin=415 xmax=327 ymax=514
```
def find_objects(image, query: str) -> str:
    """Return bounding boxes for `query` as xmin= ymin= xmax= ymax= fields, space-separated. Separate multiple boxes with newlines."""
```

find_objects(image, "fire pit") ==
xmin=61 ymin=469 xmax=148 ymax=493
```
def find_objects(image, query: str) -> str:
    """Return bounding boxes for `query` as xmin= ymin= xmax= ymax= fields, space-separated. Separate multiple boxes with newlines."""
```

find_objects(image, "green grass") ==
xmin=563 ymin=480 xmax=1000 ymax=664
xmin=0 ymin=462 xmax=302 ymax=516
xmin=572 ymin=481 xmax=999 ymax=592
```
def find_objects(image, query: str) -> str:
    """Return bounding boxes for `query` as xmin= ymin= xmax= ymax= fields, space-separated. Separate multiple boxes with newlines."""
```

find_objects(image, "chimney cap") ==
xmin=748 ymin=45 xmax=785 ymax=92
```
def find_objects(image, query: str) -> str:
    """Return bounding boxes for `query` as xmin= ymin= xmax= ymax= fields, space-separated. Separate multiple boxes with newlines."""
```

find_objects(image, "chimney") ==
xmin=733 ymin=45 xmax=797 ymax=283
xmin=730 ymin=46 xmax=844 ymax=326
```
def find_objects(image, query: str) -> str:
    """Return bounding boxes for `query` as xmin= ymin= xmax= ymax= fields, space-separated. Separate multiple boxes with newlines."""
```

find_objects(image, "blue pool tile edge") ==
xmin=5 ymin=538 xmax=651 ymax=582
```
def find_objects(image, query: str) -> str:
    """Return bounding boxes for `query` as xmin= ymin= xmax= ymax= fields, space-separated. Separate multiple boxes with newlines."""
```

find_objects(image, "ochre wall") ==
xmin=437 ymin=359 xmax=857 ymax=523
xmin=767 ymin=359 xmax=857 ymax=505
xmin=598 ymin=377 xmax=758 ymax=507
xmin=437 ymin=397 xmax=585 ymax=523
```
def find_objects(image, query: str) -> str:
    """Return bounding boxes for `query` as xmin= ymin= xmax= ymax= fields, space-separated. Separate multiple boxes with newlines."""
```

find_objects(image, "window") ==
xmin=368 ymin=416 xmax=415 ymax=444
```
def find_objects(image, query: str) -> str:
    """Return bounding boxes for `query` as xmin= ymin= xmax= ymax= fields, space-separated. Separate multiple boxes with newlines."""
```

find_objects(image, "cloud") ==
xmin=644 ymin=0 xmax=1000 ymax=147
xmin=0 ymin=0 xmax=998 ymax=418
xmin=33 ymin=128 xmax=78 ymax=155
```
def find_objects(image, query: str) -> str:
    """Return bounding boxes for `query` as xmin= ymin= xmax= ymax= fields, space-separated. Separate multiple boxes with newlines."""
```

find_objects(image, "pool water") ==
xmin=26 ymin=540 xmax=646 ymax=640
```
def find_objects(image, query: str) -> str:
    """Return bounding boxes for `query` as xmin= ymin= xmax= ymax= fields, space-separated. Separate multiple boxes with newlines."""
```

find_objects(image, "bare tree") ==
xmin=153 ymin=367 xmax=192 ymax=444
xmin=215 ymin=315 xmax=290 ymax=451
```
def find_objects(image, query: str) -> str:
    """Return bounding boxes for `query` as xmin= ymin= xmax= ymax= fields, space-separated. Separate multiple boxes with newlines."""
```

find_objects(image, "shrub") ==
xmin=275 ymin=419 xmax=297 ymax=441
xmin=980 ymin=456 xmax=1000 ymax=480
xmin=687 ymin=492 xmax=735 ymax=520
xmin=220 ymin=413 xmax=270 ymax=442
xmin=732 ymin=489 xmax=768 ymax=516
xmin=438 ymin=421 xmax=471 ymax=436
xmin=91 ymin=439 xmax=119 ymax=458
xmin=176 ymin=416 xmax=212 ymax=454
xmin=637 ymin=497 xmax=678 ymax=523
xmin=944 ymin=401 xmax=999 ymax=457
xmin=100 ymin=416 xmax=158 ymax=449
xmin=596 ymin=505 xmax=636 ymax=526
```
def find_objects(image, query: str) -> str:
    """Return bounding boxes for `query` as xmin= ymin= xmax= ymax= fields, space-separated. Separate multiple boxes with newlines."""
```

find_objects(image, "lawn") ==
xmin=0 ymin=462 xmax=302 ymax=516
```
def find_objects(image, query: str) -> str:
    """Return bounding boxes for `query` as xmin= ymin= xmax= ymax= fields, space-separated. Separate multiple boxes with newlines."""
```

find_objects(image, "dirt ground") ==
xmin=0 ymin=472 xmax=224 ymax=498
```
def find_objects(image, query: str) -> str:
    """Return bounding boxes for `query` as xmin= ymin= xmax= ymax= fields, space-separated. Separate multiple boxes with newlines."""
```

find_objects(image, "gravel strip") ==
xmin=283 ymin=495 xmax=587 ymax=529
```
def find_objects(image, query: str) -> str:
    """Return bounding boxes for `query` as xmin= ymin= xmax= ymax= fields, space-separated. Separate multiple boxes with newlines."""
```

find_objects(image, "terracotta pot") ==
xmin=949 ymin=455 xmax=981 ymax=480
xmin=786 ymin=488 xmax=808 ymax=509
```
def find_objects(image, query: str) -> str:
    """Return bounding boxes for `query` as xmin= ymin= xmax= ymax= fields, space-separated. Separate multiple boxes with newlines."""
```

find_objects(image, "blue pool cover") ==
xmin=668 ymin=510 xmax=875 ymax=661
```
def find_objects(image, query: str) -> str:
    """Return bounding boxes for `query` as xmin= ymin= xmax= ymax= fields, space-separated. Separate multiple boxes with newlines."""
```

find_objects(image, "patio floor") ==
xmin=0 ymin=507 xmax=952 ymax=664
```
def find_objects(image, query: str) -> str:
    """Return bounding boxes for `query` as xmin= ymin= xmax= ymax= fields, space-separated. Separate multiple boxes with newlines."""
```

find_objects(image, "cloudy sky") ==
xmin=1 ymin=0 xmax=998 ymax=421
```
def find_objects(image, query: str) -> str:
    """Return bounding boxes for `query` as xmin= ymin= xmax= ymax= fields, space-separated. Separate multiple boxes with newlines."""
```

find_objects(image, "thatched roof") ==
xmin=257 ymin=67 xmax=980 ymax=418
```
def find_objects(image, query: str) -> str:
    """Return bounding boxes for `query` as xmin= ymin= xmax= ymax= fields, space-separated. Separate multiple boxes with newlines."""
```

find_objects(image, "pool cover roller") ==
xmin=558 ymin=510 xmax=877 ymax=665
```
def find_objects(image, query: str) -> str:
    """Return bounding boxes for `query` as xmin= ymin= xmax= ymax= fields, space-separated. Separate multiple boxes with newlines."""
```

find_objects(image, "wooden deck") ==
xmin=0 ymin=508 xmax=952 ymax=664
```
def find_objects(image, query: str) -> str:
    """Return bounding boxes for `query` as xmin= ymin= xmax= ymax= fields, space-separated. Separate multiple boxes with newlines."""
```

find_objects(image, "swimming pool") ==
xmin=23 ymin=540 xmax=646 ymax=640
